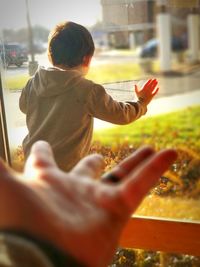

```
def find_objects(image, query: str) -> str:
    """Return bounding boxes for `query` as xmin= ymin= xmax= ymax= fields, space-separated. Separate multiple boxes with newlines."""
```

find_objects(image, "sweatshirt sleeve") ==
xmin=88 ymin=84 xmax=147 ymax=125
xmin=0 ymin=231 xmax=86 ymax=267
xmin=0 ymin=232 xmax=54 ymax=267
xmin=19 ymin=79 xmax=33 ymax=114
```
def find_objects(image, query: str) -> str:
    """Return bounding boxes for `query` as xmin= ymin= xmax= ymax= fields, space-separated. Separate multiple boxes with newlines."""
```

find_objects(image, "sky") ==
xmin=0 ymin=0 xmax=102 ymax=30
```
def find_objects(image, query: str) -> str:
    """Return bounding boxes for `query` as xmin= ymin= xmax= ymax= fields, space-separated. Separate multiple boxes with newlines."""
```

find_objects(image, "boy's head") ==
xmin=48 ymin=21 xmax=95 ymax=68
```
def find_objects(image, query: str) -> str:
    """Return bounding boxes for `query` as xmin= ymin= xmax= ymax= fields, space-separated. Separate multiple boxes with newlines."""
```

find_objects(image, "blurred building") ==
xmin=101 ymin=0 xmax=200 ymax=50
xmin=101 ymin=0 xmax=156 ymax=48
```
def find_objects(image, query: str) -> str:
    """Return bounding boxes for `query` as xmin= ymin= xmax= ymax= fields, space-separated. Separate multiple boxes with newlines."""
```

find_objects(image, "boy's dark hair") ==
xmin=48 ymin=21 xmax=95 ymax=68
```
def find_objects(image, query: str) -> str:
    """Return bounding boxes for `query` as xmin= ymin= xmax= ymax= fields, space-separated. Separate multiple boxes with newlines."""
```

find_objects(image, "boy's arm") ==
xmin=88 ymin=84 xmax=147 ymax=125
xmin=19 ymin=79 xmax=32 ymax=114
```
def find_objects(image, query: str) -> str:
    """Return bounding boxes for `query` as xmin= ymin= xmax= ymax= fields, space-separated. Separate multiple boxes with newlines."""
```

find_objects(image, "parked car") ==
xmin=0 ymin=43 xmax=28 ymax=68
xmin=140 ymin=37 xmax=186 ymax=58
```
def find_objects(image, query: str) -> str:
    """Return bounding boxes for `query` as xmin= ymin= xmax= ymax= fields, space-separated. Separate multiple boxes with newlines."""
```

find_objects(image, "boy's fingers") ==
xmin=102 ymin=146 xmax=155 ymax=183
xmin=143 ymin=79 xmax=155 ymax=89
xmin=120 ymin=149 xmax=177 ymax=212
xmin=144 ymin=79 xmax=152 ymax=87
xmin=141 ymin=79 xmax=158 ymax=93
xmin=25 ymin=141 xmax=57 ymax=172
xmin=149 ymin=79 xmax=158 ymax=90
xmin=134 ymin=84 xmax=139 ymax=94
xmin=71 ymin=154 xmax=105 ymax=179
xmin=153 ymin=87 xmax=159 ymax=96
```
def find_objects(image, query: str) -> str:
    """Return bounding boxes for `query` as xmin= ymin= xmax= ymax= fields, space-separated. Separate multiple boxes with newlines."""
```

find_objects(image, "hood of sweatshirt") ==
xmin=32 ymin=66 xmax=84 ymax=97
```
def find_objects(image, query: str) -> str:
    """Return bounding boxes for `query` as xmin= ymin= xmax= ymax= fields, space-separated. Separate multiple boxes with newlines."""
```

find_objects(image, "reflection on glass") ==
xmin=91 ymin=0 xmax=200 ymax=224
xmin=0 ymin=34 xmax=29 ymax=170
xmin=0 ymin=1 xmax=200 ymax=225
xmin=0 ymin=0 xmax=200 ymax=264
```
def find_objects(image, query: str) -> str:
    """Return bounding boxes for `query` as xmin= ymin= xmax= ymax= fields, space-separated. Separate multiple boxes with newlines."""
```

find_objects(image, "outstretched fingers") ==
xmin=24 ymin=141 xmax=58 ymax=178
xmin=145 ymin=79 xmax=158 ymax=92
xmin=135 ymin=78 xmax=159 ymax=99
xmin=71 ymin=154 xmax=105 ymax=180
xmin=141 ymin=79 xmax=153 ymax=90
xmin=102 ymin=146 xmax=155 ymax=183
xmin=152 ymin=87 xmax=159 ymax=96
xmin=134 ymin=84 xmax=139 ymax=94
xmin=98 ymin=147 xmax=156 ymax=216
xmin=119 ymin=148 xmax=177 ymax=212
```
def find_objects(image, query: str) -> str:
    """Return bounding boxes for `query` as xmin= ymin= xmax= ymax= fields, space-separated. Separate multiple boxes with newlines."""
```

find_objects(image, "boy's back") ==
xmin=19 ymin=21 xmax=158 ymax=171
xmin=20 ymin=67 xmax=93 ymax=170
xmin=20 ymin=66 xmax=149 ymax=171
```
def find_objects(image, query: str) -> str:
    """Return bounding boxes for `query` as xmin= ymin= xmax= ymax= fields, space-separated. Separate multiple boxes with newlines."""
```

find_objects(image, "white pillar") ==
xmin=157 ymin=12 xmax=172 ymax=72
xmin=188 ymin=13 xmax=200 ymax=63
xmin=129 ymin=32 xmax=136 ymax=50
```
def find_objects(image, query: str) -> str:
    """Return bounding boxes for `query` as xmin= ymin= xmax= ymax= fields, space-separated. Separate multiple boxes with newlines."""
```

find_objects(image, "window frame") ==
xmin=0 ymin=72 xmax=11 ymax=165
xmin=0 ymin=0 xmax=200 ymax=256
xmin=1 ymin=73 xmax=200 ymax=256
xmin=120 ymin=215 xmax=200 ymax=256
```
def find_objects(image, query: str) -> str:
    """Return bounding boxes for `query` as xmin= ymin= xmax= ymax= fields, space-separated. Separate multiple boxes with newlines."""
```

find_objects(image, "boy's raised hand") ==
xmin=135 ymin=79 xmax=159 ymax=106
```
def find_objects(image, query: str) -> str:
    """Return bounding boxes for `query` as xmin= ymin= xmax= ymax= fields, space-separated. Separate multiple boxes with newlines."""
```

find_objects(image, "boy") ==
xmin=19 ymin=21 xmax=158 ymax=171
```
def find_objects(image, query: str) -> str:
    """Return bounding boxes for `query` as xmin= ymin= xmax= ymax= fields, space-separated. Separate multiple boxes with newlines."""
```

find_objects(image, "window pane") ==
xmin=92 ymin=0 xmax=200 ymax=223
xmin=0 ymin=0 xmax=200 ymax=226
xmin=0 ymin=0 xmax=200 ymax=263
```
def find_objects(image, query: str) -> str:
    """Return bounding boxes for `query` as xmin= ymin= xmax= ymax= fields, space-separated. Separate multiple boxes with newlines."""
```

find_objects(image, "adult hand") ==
xmin=0 ymin=141 xmax=177 ymax=267
xmin=135 ymin=79 xmax=159 ymax=106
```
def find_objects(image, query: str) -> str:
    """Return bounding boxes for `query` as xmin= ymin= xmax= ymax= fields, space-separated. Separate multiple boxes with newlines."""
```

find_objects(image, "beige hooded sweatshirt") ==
xmin=19 ymin=66 xmax=147 ymax=171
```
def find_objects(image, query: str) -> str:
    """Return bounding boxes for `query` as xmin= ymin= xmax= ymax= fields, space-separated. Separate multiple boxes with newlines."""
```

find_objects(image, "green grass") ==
xmin=4 ymin=74 xmax=29 ymax=90
xmin=4 ymin=58 xmax=172 ymax=89
xmin=6 ymin=63 xmax=143 ymax=90
xmin=92 ymin=105 xmax=200 ymax=221
xmin=6 ymin=61 xmax=154 ymax=90
xmin=93 ymin=105 xmax=200 ymax=151
xmin=87 ymin=62 xmax=143 ymax=84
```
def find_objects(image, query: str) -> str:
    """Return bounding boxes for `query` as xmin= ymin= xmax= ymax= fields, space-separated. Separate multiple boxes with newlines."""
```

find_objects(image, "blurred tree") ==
xmin=32 ymin=25 xmax=49 ymax=43
xmin=2 ymin=25 xmax=49 ymax=45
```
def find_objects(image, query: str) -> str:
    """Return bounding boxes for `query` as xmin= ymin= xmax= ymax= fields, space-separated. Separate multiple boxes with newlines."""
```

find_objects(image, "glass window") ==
xmin=0 ymin=0 xmax=200 ymax=260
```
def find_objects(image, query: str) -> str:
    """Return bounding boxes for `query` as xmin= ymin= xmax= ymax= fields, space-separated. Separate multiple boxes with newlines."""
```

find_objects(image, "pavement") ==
xmin=94 ymin=61 xmax=200 ymax=129
xmin=94 ymin=88 xmax=200 ymax=129
xmin=7 ymin=88 xmax=200 ymax=150
xmin=3 ymin=51 xmax=200 ymax=148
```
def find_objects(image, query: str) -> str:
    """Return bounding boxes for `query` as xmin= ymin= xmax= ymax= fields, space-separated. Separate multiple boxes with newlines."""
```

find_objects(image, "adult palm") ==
xmin=0 ymin=141 xmax=177 ymax=267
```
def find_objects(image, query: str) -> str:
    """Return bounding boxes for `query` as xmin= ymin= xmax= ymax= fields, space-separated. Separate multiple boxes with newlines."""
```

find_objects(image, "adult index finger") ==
xmin=102 ymin=146 xmax=155 ymax=183
xmin=120 ymin=148 xmax=177 ymax=212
